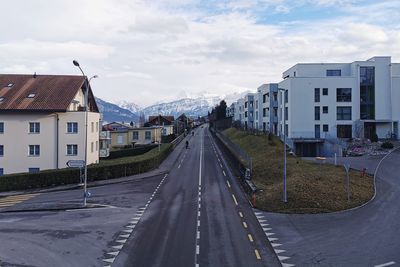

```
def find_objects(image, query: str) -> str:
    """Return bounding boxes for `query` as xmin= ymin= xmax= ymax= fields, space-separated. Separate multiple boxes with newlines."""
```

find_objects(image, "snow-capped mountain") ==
xmin=96 ymin=91 xmax=251 ymax=123
xmin=116 ymin=100 xmax=142 ymax=114
xmin=95 ymin=97 xmax=139 ymax=123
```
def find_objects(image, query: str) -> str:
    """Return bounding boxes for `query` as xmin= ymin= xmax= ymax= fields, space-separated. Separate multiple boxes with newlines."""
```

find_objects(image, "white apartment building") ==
xmin=256 ymin=84 xmax=279 ymax=133
xmin=0 ymin=74 xmax=100 ymax=175
xmin=278 ymin=56 xmax=400 ymax=156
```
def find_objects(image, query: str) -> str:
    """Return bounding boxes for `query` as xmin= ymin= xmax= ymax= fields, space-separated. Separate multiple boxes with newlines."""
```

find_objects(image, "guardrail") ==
xmin=171 ymin=133 xmax=185 ymax=148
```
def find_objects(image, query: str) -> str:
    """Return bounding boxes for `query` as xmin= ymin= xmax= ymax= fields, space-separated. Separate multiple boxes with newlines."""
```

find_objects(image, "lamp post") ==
xmin=278 ymin=88 xmax=287 ymax=203
xmin=73 ymin=60 xmax=98 ymax=206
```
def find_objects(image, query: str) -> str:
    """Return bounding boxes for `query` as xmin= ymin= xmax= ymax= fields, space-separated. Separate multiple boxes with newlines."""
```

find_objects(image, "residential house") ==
xmin=0 ymin=74 xmax=100 ymax=175
xmin=147 ymin=115 xmax=175 ymax=136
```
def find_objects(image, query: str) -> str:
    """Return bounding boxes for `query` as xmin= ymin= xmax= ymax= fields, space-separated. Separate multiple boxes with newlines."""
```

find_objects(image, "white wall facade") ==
xmin=0 ymin=111 xmax=100 ymax=175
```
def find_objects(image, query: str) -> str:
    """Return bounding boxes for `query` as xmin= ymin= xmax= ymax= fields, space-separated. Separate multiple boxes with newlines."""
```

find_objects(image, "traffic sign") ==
xmin=66 ymin=160 xmax=85 ymax=168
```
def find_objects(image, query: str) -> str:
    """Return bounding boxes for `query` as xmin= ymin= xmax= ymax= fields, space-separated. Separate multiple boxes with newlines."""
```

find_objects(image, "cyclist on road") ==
xmin=185 ymin=140 xmax=189 ymax=149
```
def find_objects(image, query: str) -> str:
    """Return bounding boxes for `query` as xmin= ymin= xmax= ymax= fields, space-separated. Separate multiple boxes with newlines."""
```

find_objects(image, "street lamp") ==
xmin=278 ymin=88 xmax=287 ymax=203
xmin=73 ymin=59 xmax=98 ymax=206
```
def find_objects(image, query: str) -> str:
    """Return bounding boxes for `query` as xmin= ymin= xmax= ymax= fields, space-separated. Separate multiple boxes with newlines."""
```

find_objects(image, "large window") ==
xmin=337 ymin=107 xmax=352 ymax=120
xmin=323 ymin=106 xmax=328 ymax=114
xmin=315 ymin=125 xmax=320 ymax=138
xmin=337 ymin=88 xmax=352 ymax=102
xmin=360 ymin=66 xmax=375 ymax=120
xmin=314 ymin=88 xmax=320 ymax=102
xmin=337 ymin=125 xmax=352 ymax=138
xmin=315 ymin=106 xmax=320 ymax=120
xmin=29 ymin=122 xmax=40 ymax=133
xmin=284 ymin=90 xmax=288 ymax=103
xmin=0 ymin=145 xmax=3 ymax=156
xmin=285 ymin=107 xmax=288 ymax=120
xmin=323 ymin=88 xmax=328 ymax=96
xmin=132 ymin=131 xmax=139 ymax=140
xmin=28 ymin=168 xmax=40 ymax=173
xmin=263 ymin=94 xmax=267 ymax=103
xmin=67 ymin=122 xmax=78 ymax=133
xmin=323 ymin=124 xmax=329 ymax=132
xmin=29 ymin=145 xmax=40 ymax=156
xmin=0 ymin=168 xmax=3 ymax=176
xmin=0 ymin=122 xmax=3 ymax=133
xmin=145 ymin=131 xmax=151 ymax=140
xmin=67 ymin=144 xmax=78 ymax=156
xmin=327 ymin=69 xmax=341 ymax=76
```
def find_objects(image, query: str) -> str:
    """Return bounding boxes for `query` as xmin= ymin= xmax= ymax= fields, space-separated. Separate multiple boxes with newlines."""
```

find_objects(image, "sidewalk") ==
xmin=0 ymin=135 xmax=189 ymax=197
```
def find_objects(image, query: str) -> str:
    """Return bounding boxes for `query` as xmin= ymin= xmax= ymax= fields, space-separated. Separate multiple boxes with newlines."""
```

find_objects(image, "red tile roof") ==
xmin=0 ymin=74 xmax=98 ymax=112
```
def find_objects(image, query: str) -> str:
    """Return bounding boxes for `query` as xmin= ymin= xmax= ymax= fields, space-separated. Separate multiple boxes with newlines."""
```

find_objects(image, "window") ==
xmin=315 ymin=106 xmax=320 ymax=120
xmin=91 ymin=142 xmax=94 ymax=153
xmin=263 ymin=94 xmax=267 ymax=103
xmin=273 ymin=92 xmax=277 ymax=101
xmin=0 ymin=168 xmax=3 ymax=176
xmin=245 ymin=111 xmax=248 ymax=118
xmin=337 ymin=88 xmax=352 ymax=102
xmin=0 ymin=145 xmax=3 ymax=156
xmin=263 ymin=108 xmax=267 ymax=117
xmin=323 ymin=124 xmax=329 ymax=132
xmin=28 ymin=168 xmax=40 ymax=173
xmin=314 ymin=88 xmax=320 ymax=102
xmin=337 ymin=125 xmax=352 ymax=138
xmin=323 ymin=106 xmax=328 ymax=114
xmin=29 ymin=122 xmax=40 ymax=133
xmin=132 ymin=131 xmax=139 ymax=140
xmin=67 ymin=122 xmax=78 ymax=133
xmin=255 ymin=101 xmax=258 ymax=109
xmin=285 ymin=107 xmax=288 ymax=120
xmin=337 ymin=107 xmax=352 ymax=120
xmin=91 ymin=122 xmax=94 ymax=133
xmin=285 ymin=90 xmax=288 ymax=103
xmin=67 ymin=144 xmax=78 ymax=156
xmin=96 ymin=141 xmax=98 ymax=151
xmin=323 ymin=88 xmax=328 ymax=95
xmin=255 ymin=111 xmax=258 ymax=120
xmin=245 ymin=102 xmax=248 ymax=108
xmin=315 ymin=125 xmax=320 ymax=138
xmin=0 ymin=122 xmax=3 ymax=133
xmin=96 ymin=122 xmax=99 ymax=132
xmin=145 ymin=131 xmax=151 ymax=140
xmin=27 ymin=93 xmax=36 ymax=98
xmin=117 ymin=135 xmax=124 ymax=144
xmin=327 ymin=69 xmax=341 ymax=76
xmin=29 ymin=145 xmax=40 ymax=156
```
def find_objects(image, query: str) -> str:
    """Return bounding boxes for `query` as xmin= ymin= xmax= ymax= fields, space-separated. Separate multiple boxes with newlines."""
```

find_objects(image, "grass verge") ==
xmin=223 ymin=128 xmax=374 ymax=213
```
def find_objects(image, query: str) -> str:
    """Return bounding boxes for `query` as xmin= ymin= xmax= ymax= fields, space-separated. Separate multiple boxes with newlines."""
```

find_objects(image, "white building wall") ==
xmin=0 ymin=111 xmax=100 ymax=175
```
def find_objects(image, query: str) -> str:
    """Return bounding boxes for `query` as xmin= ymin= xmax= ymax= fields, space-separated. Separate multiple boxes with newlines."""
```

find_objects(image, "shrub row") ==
xmin=0 ymin=144 xmax=173 ymax=192
xmin=107 ymin=144 xmax=158 ymax=159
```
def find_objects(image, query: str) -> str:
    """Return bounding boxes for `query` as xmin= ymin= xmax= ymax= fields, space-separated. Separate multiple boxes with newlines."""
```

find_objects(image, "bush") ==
xmin=371 ymin=133 xmax=379 ymax=143
xmin=0 ymin=144 xmax=173 ymax=192
xmin=106 ymin=145 xmax=157 ymax=159
xmin=381 ymin=141 xmax=394 ymax=149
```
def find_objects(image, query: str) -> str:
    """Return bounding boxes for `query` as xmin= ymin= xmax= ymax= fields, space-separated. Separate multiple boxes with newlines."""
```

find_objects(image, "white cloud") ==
xmin=0 ymin=0 xmax=399 ymax=106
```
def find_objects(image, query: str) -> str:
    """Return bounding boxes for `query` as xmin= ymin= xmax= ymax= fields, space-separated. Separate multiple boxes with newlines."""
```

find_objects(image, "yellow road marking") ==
xmin=0 ymin=194 xmax=39 ymax=208
xmin=243 ymin=222 xmax=248 ymax=228
xmin=232 ymin=194 xmax=238 ymax=205
xmin=239 ymin=212 xmax=243 ymax=218
xmin=255 ymin=249 xmax=261 ymax=260
xmin=248 ymin=234 xmax=254 ymax=242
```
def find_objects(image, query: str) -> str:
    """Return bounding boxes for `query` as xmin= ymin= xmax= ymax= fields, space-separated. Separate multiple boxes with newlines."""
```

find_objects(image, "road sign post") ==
xmin=67 ymin=160 xmax=87 ymax=206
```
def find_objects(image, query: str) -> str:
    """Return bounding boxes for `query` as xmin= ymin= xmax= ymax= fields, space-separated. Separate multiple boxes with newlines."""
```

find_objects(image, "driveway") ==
xmin=255 ymin=148 xmax=400 ymax=266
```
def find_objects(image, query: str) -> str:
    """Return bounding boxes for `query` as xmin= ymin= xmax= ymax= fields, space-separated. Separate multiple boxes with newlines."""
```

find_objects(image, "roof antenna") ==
xmin=33 ymin=72 xmax=37 ymax=78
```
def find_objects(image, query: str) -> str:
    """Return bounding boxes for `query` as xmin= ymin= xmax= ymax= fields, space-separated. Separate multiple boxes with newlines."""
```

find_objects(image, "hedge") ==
xmin=106 ymin=144 xmax=158 ymax=159
xmin=0 ymin=144 xmax=173 ymax=192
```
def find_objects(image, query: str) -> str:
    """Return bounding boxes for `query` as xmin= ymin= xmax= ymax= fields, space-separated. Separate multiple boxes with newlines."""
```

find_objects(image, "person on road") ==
xmin=185 ymin=140 xmax=189 ymax=149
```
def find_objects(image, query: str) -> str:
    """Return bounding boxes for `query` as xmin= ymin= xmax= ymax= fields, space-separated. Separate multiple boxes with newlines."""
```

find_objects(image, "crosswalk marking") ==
xmin=0 ymin=193 xmax=40 ymax=209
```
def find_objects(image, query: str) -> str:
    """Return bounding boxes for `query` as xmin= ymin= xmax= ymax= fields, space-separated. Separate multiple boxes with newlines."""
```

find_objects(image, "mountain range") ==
xmin=96 ymin=91 xmax=250 ymax=123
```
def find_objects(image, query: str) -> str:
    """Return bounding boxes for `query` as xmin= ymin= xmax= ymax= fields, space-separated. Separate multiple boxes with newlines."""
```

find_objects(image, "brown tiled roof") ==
xmin=0 ymin=74 xmax=96 ymax=112
xmin=148 ymin=115 xmax=174 ymax=123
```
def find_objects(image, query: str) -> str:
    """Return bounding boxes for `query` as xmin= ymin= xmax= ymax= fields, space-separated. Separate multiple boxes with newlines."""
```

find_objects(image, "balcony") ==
xmin=100 ymin=148 xmax=110 ymax=158
xmin=100 ymin=131 xmax=111 ymax=140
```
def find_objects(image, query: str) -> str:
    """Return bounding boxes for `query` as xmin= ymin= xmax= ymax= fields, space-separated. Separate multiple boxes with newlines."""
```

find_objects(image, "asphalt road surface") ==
xmin=0 ymin=126 xmax=280 ymax=267
xmin=256 ymin=147 xmax=400 ymax=267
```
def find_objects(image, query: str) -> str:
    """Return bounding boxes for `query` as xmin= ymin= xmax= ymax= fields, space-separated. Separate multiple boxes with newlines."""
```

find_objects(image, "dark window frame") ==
xmin=337 ymin=88 xmax=352 ymax=102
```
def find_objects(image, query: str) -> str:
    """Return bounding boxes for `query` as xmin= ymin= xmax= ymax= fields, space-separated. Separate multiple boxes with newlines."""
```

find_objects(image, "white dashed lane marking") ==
xmin=102 ymin=173 xmax=168 ymax=266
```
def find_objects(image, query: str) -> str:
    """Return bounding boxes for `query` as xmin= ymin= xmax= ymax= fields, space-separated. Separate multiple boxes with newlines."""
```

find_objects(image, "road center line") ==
xmin=226 ymin=180 xmax=231 ymax=188
xmin=232 ymin=194 xmax=238 ymax=205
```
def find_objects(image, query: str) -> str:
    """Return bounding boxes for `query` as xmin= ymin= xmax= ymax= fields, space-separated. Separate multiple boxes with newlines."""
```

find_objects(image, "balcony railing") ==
xmin=100 ymin=131 xmax=111 ymax=140
xmin=99 ymin=148 xmax=110 ymax=158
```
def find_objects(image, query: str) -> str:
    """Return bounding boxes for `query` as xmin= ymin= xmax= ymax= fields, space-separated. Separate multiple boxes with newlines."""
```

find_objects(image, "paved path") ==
xmin=256 ymin=148 xmax=400 ymax=267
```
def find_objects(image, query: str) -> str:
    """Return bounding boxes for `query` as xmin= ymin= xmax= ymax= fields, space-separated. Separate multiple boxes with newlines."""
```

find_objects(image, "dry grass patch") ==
xmin=223 ymin=128 xmax=374 ymax=213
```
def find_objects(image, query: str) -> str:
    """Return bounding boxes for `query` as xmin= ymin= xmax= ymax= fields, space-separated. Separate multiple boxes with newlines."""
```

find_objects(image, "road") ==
xmin=114 ymin=126 xmax=280 ymax=267
xmin=0 ymin=126 xmax=280 ymax=267
xmin=255 ymin=148 xmax=400 ymax=267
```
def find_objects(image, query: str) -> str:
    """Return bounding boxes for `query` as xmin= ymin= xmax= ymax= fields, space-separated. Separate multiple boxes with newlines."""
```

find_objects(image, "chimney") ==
xmin=33 ymin=72 xmax=37 ymax=78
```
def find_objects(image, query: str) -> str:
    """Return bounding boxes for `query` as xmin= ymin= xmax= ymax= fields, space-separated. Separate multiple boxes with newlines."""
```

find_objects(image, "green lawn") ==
xmin=223 ymin=128 xmax=374 ymax=213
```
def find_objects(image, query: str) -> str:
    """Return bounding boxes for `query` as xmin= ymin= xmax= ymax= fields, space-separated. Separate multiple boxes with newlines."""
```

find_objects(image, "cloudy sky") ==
xmin=1 ymin=0 xmax=399 ymax=106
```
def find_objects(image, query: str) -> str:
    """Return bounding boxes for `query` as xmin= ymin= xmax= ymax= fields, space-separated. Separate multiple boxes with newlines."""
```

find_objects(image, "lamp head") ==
xmin=72 ymin=60 xmax=80 ymax=67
